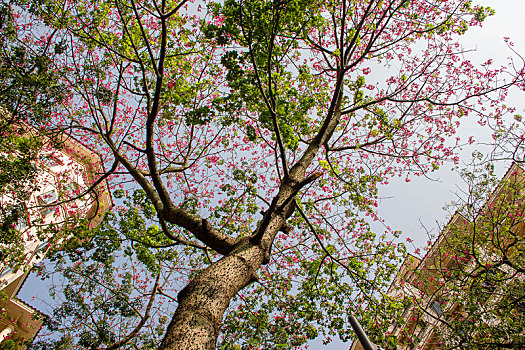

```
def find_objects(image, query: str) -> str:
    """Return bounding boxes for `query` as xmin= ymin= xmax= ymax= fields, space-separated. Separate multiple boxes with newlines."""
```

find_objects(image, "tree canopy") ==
xmin=0 ymin=0 xmax=67 ymax=268
xmin=3 ymin=0 xmax=523 ymax=348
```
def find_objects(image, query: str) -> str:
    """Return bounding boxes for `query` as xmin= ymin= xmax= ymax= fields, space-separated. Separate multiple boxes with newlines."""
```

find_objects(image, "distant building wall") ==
xmin=0 ymin=128 xmax=112 ymax=348
xmin=352 ymin=163 xmax=525 ymax=350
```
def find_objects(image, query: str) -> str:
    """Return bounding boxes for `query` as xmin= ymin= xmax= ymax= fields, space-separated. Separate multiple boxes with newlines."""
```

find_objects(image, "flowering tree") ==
xmin=0 ymin=0 xmax=67 ymax=256
xmin=8 ymin=0 xmax=523 ymax=348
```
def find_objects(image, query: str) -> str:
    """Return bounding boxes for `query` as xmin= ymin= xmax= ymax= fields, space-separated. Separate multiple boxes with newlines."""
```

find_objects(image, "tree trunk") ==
xmin=159 ymin=240 xmax=265 ymax=350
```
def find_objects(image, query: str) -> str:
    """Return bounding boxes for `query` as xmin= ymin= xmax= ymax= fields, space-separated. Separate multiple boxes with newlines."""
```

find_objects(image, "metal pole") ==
xmin=349 ymin=315 xmax=376 ymax=350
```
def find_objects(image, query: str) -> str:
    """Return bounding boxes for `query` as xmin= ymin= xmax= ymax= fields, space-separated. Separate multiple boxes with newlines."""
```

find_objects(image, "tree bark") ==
xmin=159 ymin=240 xmax=265 ymax=350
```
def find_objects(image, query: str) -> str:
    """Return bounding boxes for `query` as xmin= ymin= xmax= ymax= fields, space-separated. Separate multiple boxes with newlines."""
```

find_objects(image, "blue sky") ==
xmin=375 ymin=0 xmax=525 ymax=249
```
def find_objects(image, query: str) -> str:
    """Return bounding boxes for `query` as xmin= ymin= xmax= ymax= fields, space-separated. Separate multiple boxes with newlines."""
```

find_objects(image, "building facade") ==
xmin=0 ymin=129 xmax=111 ymax=348
xmin=352 ymin=163 xmax=525 ymax=350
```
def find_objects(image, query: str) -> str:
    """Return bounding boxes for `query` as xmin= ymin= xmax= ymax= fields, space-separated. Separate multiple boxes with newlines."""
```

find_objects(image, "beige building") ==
xmin=352 ymin=163 xmax=525 ymax=350
xmin=0 ymin=130 xmax=111 ymax=348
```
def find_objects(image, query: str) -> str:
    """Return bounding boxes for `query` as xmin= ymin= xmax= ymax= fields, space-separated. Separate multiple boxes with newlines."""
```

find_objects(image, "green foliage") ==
xmin=204 ymin=0 xmax=327 ymax=150
xmin=0 ymin=0 xmax=66 ymax=266
xmin=33 ymin=190 xmax=196 ymax=349
xmin=0 ymin=1 xmax=66 ymax=123
xmin=220 ymin=216 xmax=406 ymax=348
xmin=185 ymin=106 xmax=214 ymax=126
xmin=0 ymin=339 xmax=16 ymax=350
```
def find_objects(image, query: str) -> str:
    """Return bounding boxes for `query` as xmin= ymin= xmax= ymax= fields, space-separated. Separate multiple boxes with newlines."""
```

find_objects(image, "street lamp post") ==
xmin=349 ymin=315 xmax=378 ymax=350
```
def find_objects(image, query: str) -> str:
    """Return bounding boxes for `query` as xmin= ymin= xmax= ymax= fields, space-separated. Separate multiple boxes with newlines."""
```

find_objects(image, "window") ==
xmin=63 ymin=181 xmax=84 ymax=201
xmin=16 ymin=217 xmax=29 ymax=233
xmin=479 ymin=269 xmax=499 ymax=303
xmin=4 ymin=205 xmax=30 ymax=233
xmin=34 ymin=241 xmax=49 ymax=257
xmin=0 ymin=267 xmax=13 ymax=278
xmin=37 ymin=190 xmax=58 ymax=217
xmin=35 ymin=241 xmax=48 ymax=252
xmin=41 ymin=154 xmax=61 ymax=168
xmin=431 ymin=300 xmax=443 ymax=316
xmin=417 ymin=320 xmax=428 ymax=337
xmin=480 ymin=280 xmax=496 ymax=297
